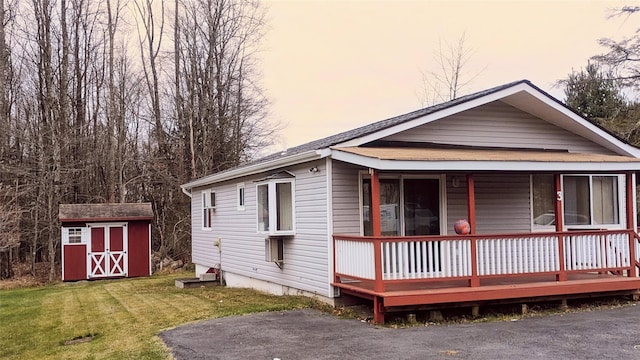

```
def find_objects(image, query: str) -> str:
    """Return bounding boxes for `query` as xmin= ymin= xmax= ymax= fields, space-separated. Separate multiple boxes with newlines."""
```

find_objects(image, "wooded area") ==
xmin=0 ymin=0 xmax=275 ymax=280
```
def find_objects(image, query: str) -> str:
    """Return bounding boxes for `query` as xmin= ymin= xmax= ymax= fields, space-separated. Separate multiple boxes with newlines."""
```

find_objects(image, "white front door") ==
xmin=88 ymin=223 xmax=128 ymax=278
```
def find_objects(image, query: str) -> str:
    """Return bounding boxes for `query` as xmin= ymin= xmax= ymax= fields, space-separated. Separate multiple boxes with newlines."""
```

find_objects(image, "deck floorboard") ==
xmin=333 ymin=274 xmax=640 ymax=307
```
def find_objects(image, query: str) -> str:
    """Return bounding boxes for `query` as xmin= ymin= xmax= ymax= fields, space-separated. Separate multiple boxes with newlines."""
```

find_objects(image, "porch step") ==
xmin=175 ymin=277 xmax=220 ymax=289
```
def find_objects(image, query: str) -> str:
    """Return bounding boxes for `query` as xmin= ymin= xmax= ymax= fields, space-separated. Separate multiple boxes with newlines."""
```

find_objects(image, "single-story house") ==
xmin=181 ymin=80 xmax=640 ymax=323
xmin=59 ymin=203 xmax=153 ymax=281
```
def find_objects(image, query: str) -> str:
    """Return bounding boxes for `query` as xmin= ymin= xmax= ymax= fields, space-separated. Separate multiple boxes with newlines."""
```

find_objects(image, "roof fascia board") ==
xmin=330 ymin=149 xmax=640 ymax=172
xmin=60 ymin=216 xmax=153 ymax=223
xmin=181 ymin=150 xmax=324 ymax=191
xmin=504 ymin=88 xmax=640 ymax=158
xmin=336 ymin=83 xmax=531 ymax=148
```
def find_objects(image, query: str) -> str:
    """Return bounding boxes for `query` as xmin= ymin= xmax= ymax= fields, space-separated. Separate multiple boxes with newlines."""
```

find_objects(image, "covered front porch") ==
xmin=333 ymin=230 xmax=640 ymax=323
xmin=331 ymin=164 xmax=640 ymax=323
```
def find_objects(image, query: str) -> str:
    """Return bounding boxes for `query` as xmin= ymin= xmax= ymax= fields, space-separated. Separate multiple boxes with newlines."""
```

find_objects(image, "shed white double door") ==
xmin=87 ymin=223 xmax=128 ymax=278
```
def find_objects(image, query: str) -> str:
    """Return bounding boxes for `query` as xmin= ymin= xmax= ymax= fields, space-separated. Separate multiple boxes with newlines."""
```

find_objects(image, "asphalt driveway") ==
xmin=160 ymin=305 xmax=640 ymax=360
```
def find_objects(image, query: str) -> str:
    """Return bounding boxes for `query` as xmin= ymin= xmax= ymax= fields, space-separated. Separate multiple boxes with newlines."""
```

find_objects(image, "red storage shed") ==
xmin=59 ymin=203 xmax=153 ymax=281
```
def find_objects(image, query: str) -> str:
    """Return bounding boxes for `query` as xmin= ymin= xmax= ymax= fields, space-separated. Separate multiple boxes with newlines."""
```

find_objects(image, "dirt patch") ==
xmin=63 ymin=333 xmax=97 ymax=346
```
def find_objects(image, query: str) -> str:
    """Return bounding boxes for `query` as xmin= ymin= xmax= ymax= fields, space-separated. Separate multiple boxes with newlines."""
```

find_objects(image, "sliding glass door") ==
xmin=362 ymin=176 xmax=441 ymax=236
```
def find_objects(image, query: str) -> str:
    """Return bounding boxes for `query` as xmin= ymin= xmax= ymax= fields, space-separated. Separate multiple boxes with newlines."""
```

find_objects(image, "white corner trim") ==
xmin=325 ymin=157 xmax=336 ymax=297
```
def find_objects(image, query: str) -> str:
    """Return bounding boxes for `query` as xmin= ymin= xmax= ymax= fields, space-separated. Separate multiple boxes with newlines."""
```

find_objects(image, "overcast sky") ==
xmin=259 ymin=0 xmax=638 ymax=151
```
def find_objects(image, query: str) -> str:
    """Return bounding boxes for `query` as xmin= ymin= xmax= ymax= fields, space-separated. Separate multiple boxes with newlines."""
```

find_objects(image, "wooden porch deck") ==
xmin=333 ymin=230 xmax=640 ymax=323
xmin=333 ymin=273 xmax=640 ymax=308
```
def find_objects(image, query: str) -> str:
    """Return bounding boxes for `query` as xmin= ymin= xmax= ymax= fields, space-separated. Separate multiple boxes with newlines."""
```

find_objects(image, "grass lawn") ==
xmin=0 ymin=272 xmax=317 ymax=359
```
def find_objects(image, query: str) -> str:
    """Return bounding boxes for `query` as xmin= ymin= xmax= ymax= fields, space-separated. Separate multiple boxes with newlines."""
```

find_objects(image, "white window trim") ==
xmin=202 ymin=189 xmax=216 ymax=230
xmin=358 ymin=172 xmax=446 ymax=236
xmin=256 ymin=179 xmax=296 ymax=236
xmin=529 ymin=174 xmax=556 ymax=232
xmin=237 ymin=183 xmax=245 ymax=211
xmin=62 ymin=226 xmax=88 ymax=245
xmin=530 ymin=174 xmax=626 ymax=231
xmin=560 ymin=174 xmax=625 ymax=230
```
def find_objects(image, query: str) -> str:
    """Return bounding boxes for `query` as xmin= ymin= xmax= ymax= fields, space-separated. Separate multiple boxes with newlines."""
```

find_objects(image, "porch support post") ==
xmin=554 ymin=173 xmax=567 ymax=281
xmin=373 ymin=296 xmax=385 ymax=324
xmin=466 ymin=174 xmax=476 ymax=234
xmin=369 ymin=168 xmax=384 ymax=293
xmin=626 ymin=172 xmax=637 ymax=277
xmin=466 ymin=174 xmax=479 ymax=287
xmin=370 ymin=168 xmax=381 ymax=237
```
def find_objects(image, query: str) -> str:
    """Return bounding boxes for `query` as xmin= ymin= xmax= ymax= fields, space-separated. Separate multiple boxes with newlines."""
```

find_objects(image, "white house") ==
xmin=181 ymin=80 xmax=640 ymax=323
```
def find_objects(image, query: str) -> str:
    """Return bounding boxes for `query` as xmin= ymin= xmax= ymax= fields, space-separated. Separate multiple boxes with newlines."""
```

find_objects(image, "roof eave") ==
xmin=181 ymin=149 xmax=327 ymax=191
xmin=330 ymin=149 xmax=640 ymax=172
xmin=60 ymin=216 xmax=154 ymax=223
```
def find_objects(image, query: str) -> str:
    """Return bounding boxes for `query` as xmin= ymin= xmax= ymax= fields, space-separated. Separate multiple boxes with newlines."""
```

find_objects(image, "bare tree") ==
xmin=0 ymin=0 xmax=278 ymax=277
xmin=418 ymin=31 xmax=484 ymax=106
xmin=593 ymin=6 xmax=640 ymax=86
xmin=134 ymin=0 xmax=167 ymax=155
xmin=0 ymin=0 xmax=8 ymax=154
xmin=176 ymin=0 xmax=273 ymax=178
xmin=0 ymin=184 xmax=21 ymax=279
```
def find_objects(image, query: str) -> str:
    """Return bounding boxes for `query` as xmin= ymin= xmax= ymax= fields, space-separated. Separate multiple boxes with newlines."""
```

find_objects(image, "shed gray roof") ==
xmin=59 ymin=203 xmax=153 ymax=222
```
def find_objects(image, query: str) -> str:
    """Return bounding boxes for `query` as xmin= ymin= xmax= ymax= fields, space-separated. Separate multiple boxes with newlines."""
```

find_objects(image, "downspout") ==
xmin=181 ymin=185 xmax=192 ymax=198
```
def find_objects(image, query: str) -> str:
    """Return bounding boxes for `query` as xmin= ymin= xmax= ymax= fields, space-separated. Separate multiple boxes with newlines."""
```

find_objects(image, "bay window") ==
xmin=257 ymin=179 xmax=295 ymax=235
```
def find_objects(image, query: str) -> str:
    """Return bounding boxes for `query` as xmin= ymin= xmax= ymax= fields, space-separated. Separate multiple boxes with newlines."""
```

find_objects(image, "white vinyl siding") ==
xmin=446 ymin=174 xmax=531 ymax=234
xmin=383 ymin=101 xmax=617 ymax=155
xmin=331 ymin=161 xmax=363 ymax=235
xmin=191 ymin=162 xmax=331 ymax=297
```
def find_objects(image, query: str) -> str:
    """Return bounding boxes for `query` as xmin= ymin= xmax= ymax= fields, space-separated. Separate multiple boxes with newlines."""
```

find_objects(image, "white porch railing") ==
xmin=335 ymin=239 xmax=375 ymax=280
xmin=333 ymin=230 xmax=638 ymax=287
xmin=476 ymin=236 xmax=559 ymax=276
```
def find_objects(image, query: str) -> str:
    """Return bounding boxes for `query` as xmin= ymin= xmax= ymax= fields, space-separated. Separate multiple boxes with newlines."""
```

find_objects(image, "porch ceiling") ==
xmin=330 ymin=147 xmax=640 ymax=172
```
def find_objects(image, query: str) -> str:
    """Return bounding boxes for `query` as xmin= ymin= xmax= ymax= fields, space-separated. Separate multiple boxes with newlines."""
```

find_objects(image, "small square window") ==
xmin=64 ymin=227 xmax=84 ymax=244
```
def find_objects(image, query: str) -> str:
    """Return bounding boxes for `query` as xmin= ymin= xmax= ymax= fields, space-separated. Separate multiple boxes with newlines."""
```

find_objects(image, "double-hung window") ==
xmin=257 ymin=179 xmax=294 ymax=235
xmin=202 ymin=189 xmax=216 ymax=229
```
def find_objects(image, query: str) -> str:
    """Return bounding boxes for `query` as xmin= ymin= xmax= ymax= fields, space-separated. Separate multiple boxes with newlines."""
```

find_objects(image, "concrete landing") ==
xmin=174 ymin=277 xmax=220 ymax=289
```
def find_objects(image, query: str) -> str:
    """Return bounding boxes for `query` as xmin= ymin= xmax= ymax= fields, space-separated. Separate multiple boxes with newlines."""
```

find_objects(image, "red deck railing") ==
xmin=333 ymin=229 xmax=640 ymax=293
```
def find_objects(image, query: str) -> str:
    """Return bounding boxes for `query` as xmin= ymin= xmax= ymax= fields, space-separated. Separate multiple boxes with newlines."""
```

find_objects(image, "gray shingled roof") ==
xmin=239 ymin=80 xmax=529 ymax=167
xmin=183 ymin=79 xmax=635 ymax=188
xmin=59 ymin=203 xmax=153 ymax=222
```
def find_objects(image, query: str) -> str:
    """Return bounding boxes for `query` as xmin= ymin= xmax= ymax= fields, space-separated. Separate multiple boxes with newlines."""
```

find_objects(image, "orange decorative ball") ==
xmin=454 ymin=219 xmax=471 ymax=235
